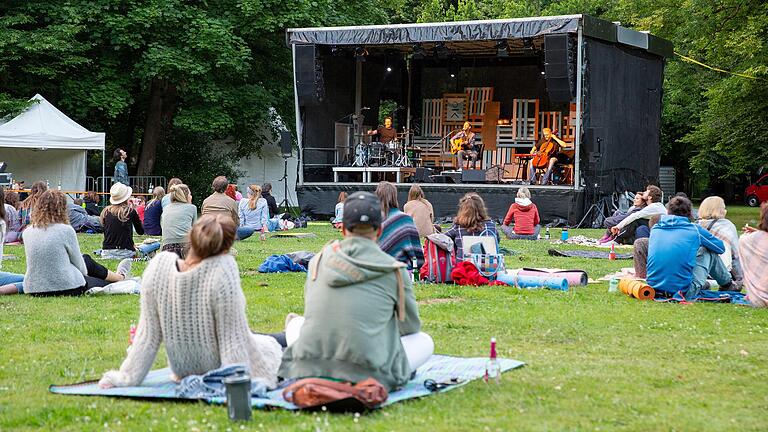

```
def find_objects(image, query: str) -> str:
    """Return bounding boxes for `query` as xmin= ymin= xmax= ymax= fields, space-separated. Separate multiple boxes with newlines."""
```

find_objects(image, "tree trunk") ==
xmin=137 ymin=79 xmax=177 ymax=175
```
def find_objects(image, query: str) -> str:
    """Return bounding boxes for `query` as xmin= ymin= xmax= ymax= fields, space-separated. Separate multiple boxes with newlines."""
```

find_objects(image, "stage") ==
xmin=286 ymin=15 xmax=671 ymax=224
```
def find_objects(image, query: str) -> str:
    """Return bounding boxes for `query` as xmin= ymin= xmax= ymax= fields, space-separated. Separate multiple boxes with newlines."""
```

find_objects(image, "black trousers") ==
xmin=28 ymin=254 xmax=110 ymax=297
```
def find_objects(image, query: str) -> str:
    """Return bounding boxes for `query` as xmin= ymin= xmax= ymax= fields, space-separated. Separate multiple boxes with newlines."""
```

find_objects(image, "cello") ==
xmin=531 ymin=131 xmax=560 ymax=169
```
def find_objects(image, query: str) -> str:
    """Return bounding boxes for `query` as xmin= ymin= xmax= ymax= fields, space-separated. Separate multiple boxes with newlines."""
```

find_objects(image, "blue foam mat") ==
xmin=50 ymin=354 xmax=525 ymax=409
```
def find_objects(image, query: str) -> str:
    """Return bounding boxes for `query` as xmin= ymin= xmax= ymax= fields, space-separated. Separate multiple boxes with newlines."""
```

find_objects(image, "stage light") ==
xmin=386 ymin=66 xmax=392 ymax=72
xmin=541 ymin=71 xmax=546 ymax=75
xmin=331 ymin=45 xmax=344 ymax=57
xmin=354 ymin=46 xmax=368 ymax=62
xmin=523 ymin=38 xmax=534 ymax=51
xmin=448 ymin=58 xmax=460 ymax=78
xmin=496 ymin=40 xmax=509 ymax=57
xmin=434 ymin=42 xmax=449 ymax=59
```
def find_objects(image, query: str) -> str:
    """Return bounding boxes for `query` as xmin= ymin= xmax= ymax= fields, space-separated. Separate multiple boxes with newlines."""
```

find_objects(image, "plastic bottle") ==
xmin=561 ymin=227 xmax=569 ymax=241
xmin=545 ymin=227 xmax=550 ymax=240
xmin=608 ymin=243 xmax=616 ymax=260
xmin=609 ymin=278 xmax=619 ymax=292
xmin=57 ymin=180 xmax=62 ymax=191
xmin=484 ymin=337 xmax=501 ymax=384
xmin=148 ymin=183 xmax=153 ymax=194
xmin=127 ymin=323 xmax=136 ymax=352
xmin=412 ymin=257 xmax=418 ymax=283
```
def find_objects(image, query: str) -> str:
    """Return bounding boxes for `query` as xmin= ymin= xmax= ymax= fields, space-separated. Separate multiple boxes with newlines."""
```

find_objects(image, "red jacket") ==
xmin=503 ymin=200 xmax=540 ymax=235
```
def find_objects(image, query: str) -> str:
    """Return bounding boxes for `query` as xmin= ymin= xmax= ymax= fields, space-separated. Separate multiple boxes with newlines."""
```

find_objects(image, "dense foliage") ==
xmin=1 ymin=0 xmax=766 ymax=195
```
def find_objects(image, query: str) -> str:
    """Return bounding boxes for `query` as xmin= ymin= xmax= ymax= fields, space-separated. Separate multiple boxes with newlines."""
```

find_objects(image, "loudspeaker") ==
xmin=544 ymin=34 xmax=575 ymax=103
xmin=461 ymin=169 xmax=487 ymax=184
xmin=429 ymin=174 xmax=456 ymax=184
xmin=413 ymin=167 xmax=434 ymax=183
xmin=280 ymin=130 xmax=292 ymax=156
xmin=295 ymin=45 xmax=325 ymax=106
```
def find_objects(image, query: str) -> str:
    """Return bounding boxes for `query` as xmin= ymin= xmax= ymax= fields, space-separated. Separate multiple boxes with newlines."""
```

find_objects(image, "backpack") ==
xmin=419 ymin=233 xmax=455 ymax=283
xmin=282 ymin=377 xmax=388 ymax=411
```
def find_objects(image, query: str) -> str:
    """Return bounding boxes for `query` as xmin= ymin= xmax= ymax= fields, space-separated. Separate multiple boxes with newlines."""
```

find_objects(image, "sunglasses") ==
xmin=424 ymin=377 xmax=463 ymax=392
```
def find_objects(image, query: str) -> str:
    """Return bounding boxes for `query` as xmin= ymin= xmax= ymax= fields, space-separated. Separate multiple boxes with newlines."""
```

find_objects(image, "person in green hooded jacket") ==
xmin=279 ymin=191 xmax=434 ymax=391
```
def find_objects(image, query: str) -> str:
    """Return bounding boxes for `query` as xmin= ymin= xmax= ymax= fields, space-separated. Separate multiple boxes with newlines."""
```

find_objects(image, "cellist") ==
xmin=528 ymin=128 xmax=567 ymax=185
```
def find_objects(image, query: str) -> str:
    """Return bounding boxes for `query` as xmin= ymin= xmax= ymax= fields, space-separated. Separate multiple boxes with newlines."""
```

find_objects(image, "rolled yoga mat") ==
xmin=518 ymin=268 xmax=588 ymax=286
xmin=618 ymin=279 xmax=655 ymax=300
xmin=497 ymin=273 xmax=569 ymax=291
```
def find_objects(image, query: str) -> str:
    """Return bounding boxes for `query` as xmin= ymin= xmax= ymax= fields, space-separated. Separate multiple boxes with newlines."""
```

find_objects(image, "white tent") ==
xmin=0 ymin=94 xmax=105 ymax=191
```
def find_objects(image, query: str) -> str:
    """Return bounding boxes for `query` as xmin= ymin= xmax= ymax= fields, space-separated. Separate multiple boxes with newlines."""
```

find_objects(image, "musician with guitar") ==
xmin=529 ymin=128 xmax=568 ymax=185
xmin=450 ymin=121 xmax=479 ymax=170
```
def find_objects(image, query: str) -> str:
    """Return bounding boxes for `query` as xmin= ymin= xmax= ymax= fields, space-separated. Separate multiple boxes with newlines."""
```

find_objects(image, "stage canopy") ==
xmin=287 ymin=15 xmax=672 ymax=58
xmin=0 ymin=94 xmax=105 ymax=191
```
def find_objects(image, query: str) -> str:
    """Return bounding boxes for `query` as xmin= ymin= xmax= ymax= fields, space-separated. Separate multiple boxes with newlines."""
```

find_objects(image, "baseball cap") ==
xmin=342 ymin=192 xmax=382 ymax=230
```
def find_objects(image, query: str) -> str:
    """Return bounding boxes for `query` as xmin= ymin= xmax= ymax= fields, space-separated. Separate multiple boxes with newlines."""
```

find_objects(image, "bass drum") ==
xmin=368 ymin=142 xmax=386 ymax=166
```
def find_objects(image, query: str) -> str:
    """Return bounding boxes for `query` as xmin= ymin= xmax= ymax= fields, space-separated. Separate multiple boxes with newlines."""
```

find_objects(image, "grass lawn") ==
xmin=1 ymin=205 xmax=766 ymax=431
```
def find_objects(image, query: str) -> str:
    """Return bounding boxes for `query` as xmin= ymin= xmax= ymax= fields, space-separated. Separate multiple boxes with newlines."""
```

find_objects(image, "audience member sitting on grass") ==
xmin=68 ymin=198 xmax=102 ymax=233
xmin=404 ymin=184 xmax=436 ymax=238
xmin=262 ymin=183 xmax=279 ymax=218
xmin=600 ymin=191 xmax=647 ymax=242
xmin=83 ymin=191 xmax=101 ymax=216
xmin=500 ymin=187 xmax=540 ymax=240
xmin=376 ymin=181 xmax=424 ymax=271
xmin=697 ymin=196 xmax=742 ymax=289
xmin=279 ymin=192 xmax=433 ymax=391
xmin=631 ymin=215 xmax=661 ymax=279
xmin=331 ymin=191 xmax=347 ymax=228
xmin=237 ymin=184 xmax=269 ymax=241
xmin=142 ymin=186 xmax=165 ymax=236
xmin=225 ymin=184 xmax=238 ymax=201
xmin=3 ymin=189 xmax=21 ymax=243
xmin=602 ymin=191 xmax=647 ymax=230
xmin=646 ymin=196 xmax=732 ymax=299
xmin=98 ymin=214 xmax=282 ymax=389
xmin=100 ymin=183 xmax=160 ymax=259
xmin=445 ymin=193 xmax=500 ymax=260
xmin=161 ymin=178 xmax=182 ymax=208
xmin=739 ymin=202 xmax=768 ymax=307
xmin=202 ymin=176 xmax=240 ymax=229
xmin=609 ymin=185 xmax=666 ymax=244
xmin=14 ymin=180 xmax=48 ymax=242
xmin=0 ymin=190 xmax=132 ymax=296
xmin=161 ymin=184 xmax=197 ymax=258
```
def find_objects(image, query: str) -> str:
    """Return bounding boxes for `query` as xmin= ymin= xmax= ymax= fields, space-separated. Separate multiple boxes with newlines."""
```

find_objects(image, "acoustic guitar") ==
xmin=450 ymin=134 xmax=474 ymax=154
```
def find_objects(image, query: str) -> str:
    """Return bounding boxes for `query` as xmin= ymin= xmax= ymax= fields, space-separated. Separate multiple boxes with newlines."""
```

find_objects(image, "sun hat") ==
xmin=110 ymin=182 xmax=133 ymax=205
xmin=343 ymin=191 xmax=382 ymax=230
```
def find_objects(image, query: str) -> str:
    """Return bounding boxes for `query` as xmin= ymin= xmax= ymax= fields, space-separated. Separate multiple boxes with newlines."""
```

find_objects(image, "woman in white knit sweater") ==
xmin=99 ymin=214 xmax=283 ymax=389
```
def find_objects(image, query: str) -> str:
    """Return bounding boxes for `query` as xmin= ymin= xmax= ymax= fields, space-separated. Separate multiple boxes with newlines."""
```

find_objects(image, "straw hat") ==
xmin=110 ymin=182 xmax=133 ymax=205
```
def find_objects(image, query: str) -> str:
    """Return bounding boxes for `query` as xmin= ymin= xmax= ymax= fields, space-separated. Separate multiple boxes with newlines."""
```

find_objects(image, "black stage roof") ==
xmin=286 ymin=14 xmax=672 ymax=58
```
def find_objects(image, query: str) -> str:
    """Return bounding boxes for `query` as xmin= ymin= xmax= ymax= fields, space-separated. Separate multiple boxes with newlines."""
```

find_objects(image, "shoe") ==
xmin=285 ymin=312 xmax=300 ymax=330
xmin=117 ymin=258 xmax=132 ymax=280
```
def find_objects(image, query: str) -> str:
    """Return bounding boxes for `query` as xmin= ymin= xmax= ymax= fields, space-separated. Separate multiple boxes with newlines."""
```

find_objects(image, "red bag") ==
xmin=420 ymin=235 xmax=455 ymax=283
xmin=282 ymin=378 xmax=388 ymax=411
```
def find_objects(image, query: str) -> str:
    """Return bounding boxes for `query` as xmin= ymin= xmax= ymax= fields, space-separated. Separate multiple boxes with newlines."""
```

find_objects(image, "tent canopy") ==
xmin=0 ymin=94 xmax=105 ymax=150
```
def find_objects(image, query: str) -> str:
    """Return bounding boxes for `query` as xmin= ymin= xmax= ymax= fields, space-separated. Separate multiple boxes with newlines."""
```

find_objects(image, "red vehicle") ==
xmin=745 ymin=174 xmax=768 ymax=207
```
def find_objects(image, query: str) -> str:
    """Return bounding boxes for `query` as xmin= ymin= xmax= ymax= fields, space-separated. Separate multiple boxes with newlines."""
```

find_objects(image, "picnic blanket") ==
xmin=549 ymin=235 xmax=633 ymax=249
xmin=548 ymin=249 xmax=633 ymax=260
xmin=49 ymin=354 xmax=525 ymax=410
xmin=270 ymin=232 xmax=317 ymax=239
xmin=654 ymin=290 xmax=751 ymax=305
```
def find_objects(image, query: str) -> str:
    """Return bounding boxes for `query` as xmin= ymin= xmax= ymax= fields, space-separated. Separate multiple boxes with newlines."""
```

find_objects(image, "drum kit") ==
xmin=352 ymin=131 xmax=414 ymax=167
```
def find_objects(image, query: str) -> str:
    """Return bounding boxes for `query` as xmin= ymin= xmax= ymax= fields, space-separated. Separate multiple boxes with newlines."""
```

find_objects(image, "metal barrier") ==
xmin=94 ymin=176 xmax=167 ymax=195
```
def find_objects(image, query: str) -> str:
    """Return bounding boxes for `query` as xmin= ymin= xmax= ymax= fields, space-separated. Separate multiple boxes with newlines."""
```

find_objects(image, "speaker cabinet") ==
xmin=544 ymin=34 xmax=576 ymax=103
xmin=461 ymin=169 xmax=487 ymax=184
xmin=280 ymin=130 xmax=292 ymax=156
xmin=295 ymin=45 xmax=325 ymax=106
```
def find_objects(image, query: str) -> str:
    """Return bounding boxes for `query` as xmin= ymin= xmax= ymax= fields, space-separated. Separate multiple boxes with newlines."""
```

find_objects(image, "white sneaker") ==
xmin=117 ymin=258 xmax=132 ymax=280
